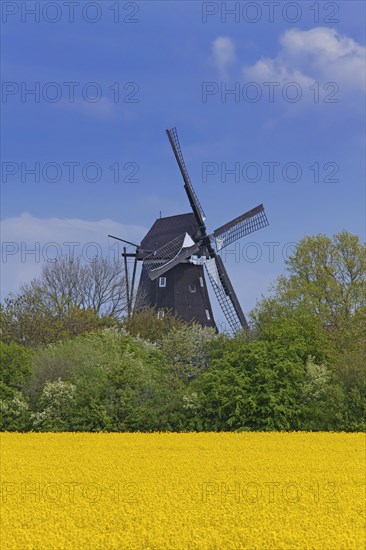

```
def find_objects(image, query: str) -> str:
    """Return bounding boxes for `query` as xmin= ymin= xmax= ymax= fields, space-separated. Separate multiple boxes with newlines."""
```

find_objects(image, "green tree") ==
xmin=297 ymin=356 xmax=345 ymax=431
xmin=190 ymin=339 xmax=304 ymax=431
xmin=251 ymin=230 xmax=365 ymax=431
xmin=27 ymin=329 xmax=181 ymax=432
xmin=273 ymin=231 xmax=365 ymax=330
xmin=1 ymin=290 xmax=115 ymax=347
xmin=122 ymin=308 xmax=185 ymax=344
xmin=160 ymin=323 xmax=217 ymax=384
xmin=251 ymin=300 xmax=335 ymax=365
xmin=31 ymin=379 xmax=77 ymax=431
xmin=0 ymin=342 xmax=32 ymax=431
xmin=0 ymin=342 xmax=32 ymax=391
xmin=0 ymin=390 xmax=31 ymax=431
xmin=333 ymin=345 xmax=366 ymax=431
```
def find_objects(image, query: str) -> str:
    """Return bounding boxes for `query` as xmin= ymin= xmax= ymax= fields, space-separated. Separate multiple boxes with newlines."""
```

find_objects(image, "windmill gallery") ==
xmin=109 ymin=128 xmax=269 ymax=333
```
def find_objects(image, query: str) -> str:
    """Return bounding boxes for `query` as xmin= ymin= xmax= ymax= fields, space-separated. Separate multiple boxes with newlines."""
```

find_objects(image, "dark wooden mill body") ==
xmin=135 ymin=213 xmax=215 ymax=327
xmin=109 ymin=128 xmax=269 ymax=333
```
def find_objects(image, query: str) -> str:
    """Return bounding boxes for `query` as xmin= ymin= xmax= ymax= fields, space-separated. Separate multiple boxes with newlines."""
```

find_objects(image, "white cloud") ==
xmin=1 ymin=213 xmax=146 ymax=298
xmin=212 ymin=36 xmax=236 ymax=75
xmin=243 ymin=27 xmax=365 ymax=92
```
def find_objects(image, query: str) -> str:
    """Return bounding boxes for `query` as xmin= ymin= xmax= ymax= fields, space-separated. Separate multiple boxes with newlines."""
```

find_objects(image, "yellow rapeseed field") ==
xmin=1 ymin=432 xmax=365 ymax=549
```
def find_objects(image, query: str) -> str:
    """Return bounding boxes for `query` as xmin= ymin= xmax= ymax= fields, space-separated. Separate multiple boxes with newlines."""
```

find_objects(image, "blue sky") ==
xmin=1 ymin=0 xmax=365 ymax=323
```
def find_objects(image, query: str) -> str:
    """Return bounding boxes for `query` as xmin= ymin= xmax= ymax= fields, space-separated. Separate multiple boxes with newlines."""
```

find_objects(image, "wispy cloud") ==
xmin=212 ymin=36 xmax=236 ymax=76
xmin=1 ymin=213 xmax=147 ymax=298
xmin=243 ymin=27 xmax=365 ymax=92
xmin=1 ymin=212 xmax=146 ymax=244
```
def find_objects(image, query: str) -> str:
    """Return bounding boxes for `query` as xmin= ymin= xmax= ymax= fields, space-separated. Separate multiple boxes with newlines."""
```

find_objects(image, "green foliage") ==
xmin=248 ymin=230 xmax=365 ymax=431
xmin=273 ymin=231 xmax=365 ymax=327
xmin=0 ymin=389 xmax=31 ymax=431
xmin=25 ymin=329 xmax=180 ymax=432
xmin=0 ymin=342 xmax=32 ymax=391
xmin=160 ymin=323 xmax=217 ymax=384
xmin=297 ymin=357 xmax=345 ymax=431
xmin=251 ymin=300 xmax=335 ymax=364
xmin=1 ymin=291 xmax=115 ymax=347
xmin=31 ymin=379 xmax=77 ymax=431
xmin=122 ymin=308 xmax=185 ymax=344
xmin=0 ymin=231 xmax=364 ymax=433
xmin=333 ymin=345 xmax=366 ymax=431
xmin=190 ymin=339 xmax=304 ymax=431
xmin=0 ymin=341 xmax=33 ymax=430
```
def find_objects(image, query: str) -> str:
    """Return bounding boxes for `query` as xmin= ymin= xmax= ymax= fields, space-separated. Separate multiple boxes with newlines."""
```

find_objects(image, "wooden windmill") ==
xmin=109 ymin=128 xmax=269 ymax=332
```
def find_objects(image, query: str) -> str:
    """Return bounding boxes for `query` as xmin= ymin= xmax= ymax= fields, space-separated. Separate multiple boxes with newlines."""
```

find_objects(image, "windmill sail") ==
xmin=166 ymin=127 xmax=206 ymax=227
xmin=144 ymin=232 xmax=200 ymax=280
xmin=205 ymin=256 xmax=248 ymax=332
xmin=212 ymin=204 xmax=269 ymax=251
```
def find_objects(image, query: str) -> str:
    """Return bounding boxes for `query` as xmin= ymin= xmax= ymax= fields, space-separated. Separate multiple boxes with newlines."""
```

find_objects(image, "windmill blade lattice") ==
xmin=144 ymin=232 xmax=200 ymax=281
xmin=166 ymin=127 xmax=206 ymax=226
xmin=204 ymin=257 xmax=248 ymax=333
xmin=212 ymin=204 xmax=269 ymax=251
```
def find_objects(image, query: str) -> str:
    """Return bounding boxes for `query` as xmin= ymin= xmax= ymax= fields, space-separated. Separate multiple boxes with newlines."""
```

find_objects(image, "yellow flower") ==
xmin=1 ymin=432 xmax=364 ymax=549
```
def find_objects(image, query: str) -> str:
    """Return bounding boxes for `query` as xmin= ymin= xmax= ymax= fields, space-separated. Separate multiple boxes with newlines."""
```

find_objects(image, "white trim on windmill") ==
xmin=205 ymin=257 xmax=221 ymax=287
xmin=182 ymin=232 xmax=195 ymax=248
xmin=190 ymin=255 xmax=207 ymax=265
xmin=215 ymin=236 xmax=225 ymax=251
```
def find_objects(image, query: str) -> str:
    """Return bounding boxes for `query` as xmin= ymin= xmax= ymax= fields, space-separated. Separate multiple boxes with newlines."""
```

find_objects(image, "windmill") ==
xmin=109 ymin=128 xmax=269 ymax=333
